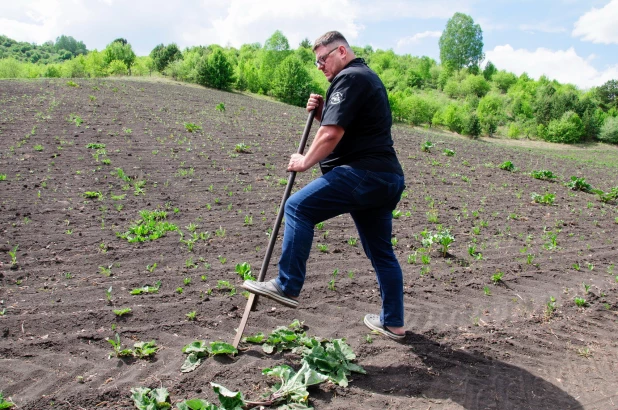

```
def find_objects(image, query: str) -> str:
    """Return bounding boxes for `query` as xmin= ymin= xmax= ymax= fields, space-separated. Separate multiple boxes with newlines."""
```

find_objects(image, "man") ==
xmin=243 ymin=31 xmax=406 ymax=340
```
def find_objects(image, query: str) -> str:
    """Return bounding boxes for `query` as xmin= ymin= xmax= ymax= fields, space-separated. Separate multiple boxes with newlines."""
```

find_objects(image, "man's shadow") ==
xmin=353 ymin=332 xmax=584 ymax=410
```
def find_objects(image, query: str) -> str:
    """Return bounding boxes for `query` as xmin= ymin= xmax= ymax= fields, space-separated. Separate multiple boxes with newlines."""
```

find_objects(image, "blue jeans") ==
xmin=275 ymin=165 xmax=406 ymax=327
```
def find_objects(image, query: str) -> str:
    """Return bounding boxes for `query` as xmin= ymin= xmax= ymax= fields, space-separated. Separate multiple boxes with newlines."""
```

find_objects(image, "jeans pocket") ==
xmin=351 ymin=171 xmax=397 ymax=208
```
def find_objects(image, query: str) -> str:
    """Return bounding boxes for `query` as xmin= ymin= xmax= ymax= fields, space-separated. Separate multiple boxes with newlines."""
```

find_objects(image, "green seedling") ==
xmin=130 ymin=281 xmax=162 ymax=295
xmin=498 ymin=161 xmax=516 ymax=171
xmin=113 ymin=307 xmax=132 ymax=317
xmin=574 ymin=297 xmax=587 ymax=307
xmin=215 ymin=103 xmax=225 ymax=112
xmin=530 ymin=170 xmax=557 ymax=180
xmin=244 ymin=215 xmax=253 ymax=225
xmin=567 ymin=176 xmax=592 ymax=192
xmin=391 ymin=237 xmax=398 ymax=247
xmin=0 ymin=174 xmax=6 ymax=181
xmin=130 ymin=387 xmax=170 ymax=410
xmin=443 ymin=148 xmax=455 ymax=156
xmin=317 ymin=244 xmax=328 ymax=253
xmin=8 ymin=245 xmax=18 ymax=266
xmin=544 ymin=296 xmax=557 ymax=319
xmin=0 ymin=392 xmax=13 ymax=409
xmin=117 ymin=210 xmax=178 ymax=243
xmin=421 ymin=141 xmax=434 ymax=152
xmin=184 ymin=122 xmax=202 ymax=133
xmin=583 ymin=283 xmax=591 ymax=294
xmin=468 ymin=245 xmax=483 ymax=260
xmin=315 ymin=222 xmax=324 ymax=230
xmin=83 ymin=191 xmax=103 ymax=199
xmin=183 ymin=277 xmax=191 ymax=286
xmin=99 ymin=265 xmax=112 ymax=276
xmin=531 ymin=192 xmax=555 ymax=205
xmin=491 ymin=271 xmax=504 ymax=284
xmin=105 ymin=286 xmax=113 ymax=303
xmin=217 ymin=255 xmax=227 ymax=264
xmin=348 ymin=237 xmax=358 ymax=246
xmin=234 ymin=143 xmax=250 ymax=153
xmin=392 ymin=209 xmax=402 ymax=219
xmin=133 ymin=341 xmax=158 ymax=359
xmin=186 ymin=311 xmax=197 ymax=321
xmin=181 ymin=340 xmax=237 ymax=373
xmin=107 ymin=333 xmax=133 ymax=358
xmin=235 ymin=262 xmax=255 ymax=281
xmin=483 ymin=286 xmax=491 ymax=296
xmin=176 ymin=287 xmax=184 ymax=294
xmin=146 ymin=263 xmax=157 ymax=273
xmin=328 ymin=269 xmax=338 ymax=291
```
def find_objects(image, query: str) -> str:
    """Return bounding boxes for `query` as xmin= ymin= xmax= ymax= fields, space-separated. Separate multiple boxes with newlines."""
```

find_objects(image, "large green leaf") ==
xmin=176 ymin=398 xmax=218 ymax=410
xmin=211 ymin=383 xmax=245 ymax=410
xmin=182 ymin=340 xmax=208 ymax=354
xmin=181 ymin=353 xmax=203 ymax=373
xmin=209 ymin=341 xmax=238 ymax=356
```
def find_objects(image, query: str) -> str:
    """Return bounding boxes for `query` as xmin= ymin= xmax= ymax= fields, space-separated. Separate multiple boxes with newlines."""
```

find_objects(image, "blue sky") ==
xmin=1 ymin=0 xmax=617 ymax=88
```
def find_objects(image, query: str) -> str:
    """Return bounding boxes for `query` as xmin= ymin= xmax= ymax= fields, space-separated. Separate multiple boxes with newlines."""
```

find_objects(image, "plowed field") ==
xmin=1 ymin=78 xmax=617 ymax=409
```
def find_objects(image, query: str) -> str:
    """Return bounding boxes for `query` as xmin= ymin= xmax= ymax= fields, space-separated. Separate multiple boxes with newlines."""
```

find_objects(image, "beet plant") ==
xmin=566 ymin=176 xmax=592 ymax=192
xmin=531 ymin=169 xmax=557 ymax=181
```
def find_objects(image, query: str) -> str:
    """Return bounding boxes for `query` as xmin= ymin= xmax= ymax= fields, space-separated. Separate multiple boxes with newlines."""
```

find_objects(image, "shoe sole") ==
xmin=363 ymin=314 xmax=405 ymax=341
xmin=242 ymin=281 xmax=298 ymax=308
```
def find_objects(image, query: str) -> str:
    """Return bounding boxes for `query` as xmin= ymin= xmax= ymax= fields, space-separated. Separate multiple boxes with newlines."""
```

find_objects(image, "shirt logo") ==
xmin=329 ymin=92 xmax=343 ymax=105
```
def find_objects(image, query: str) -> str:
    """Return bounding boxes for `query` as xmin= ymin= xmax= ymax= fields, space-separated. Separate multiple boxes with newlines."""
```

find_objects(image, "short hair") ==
xmin=313 ymin=31 xmax=349 ymax=51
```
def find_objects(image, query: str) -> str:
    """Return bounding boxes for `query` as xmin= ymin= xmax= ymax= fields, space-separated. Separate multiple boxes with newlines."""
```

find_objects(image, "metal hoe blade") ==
xmin=232 ymin=110 xmax=316 ymax=348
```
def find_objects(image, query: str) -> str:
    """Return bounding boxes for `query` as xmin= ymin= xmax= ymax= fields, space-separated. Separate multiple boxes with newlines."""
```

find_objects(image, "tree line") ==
xmin=0 ymin=13 xmax=617 ymax=144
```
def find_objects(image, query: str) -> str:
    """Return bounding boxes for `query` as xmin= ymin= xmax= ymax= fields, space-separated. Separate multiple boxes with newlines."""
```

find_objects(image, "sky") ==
xmin=1 ymin=0 xmax=618 ymax=89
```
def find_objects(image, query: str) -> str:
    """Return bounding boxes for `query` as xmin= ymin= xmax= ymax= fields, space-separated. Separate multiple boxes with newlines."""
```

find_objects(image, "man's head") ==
xmin=313 ymin=31 xmax=356 ymax=82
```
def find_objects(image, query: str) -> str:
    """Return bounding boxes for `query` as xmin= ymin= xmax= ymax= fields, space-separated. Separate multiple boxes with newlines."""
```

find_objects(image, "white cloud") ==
xmin=355 ymin=0 xmax=472 ymax=21
xmin=396 ymin=31 xmax=442 ymax=49
xmin=573 ymin=0 xmax=618 ymax=44
xmin=486 ymin=44 xmax=618 ymax=89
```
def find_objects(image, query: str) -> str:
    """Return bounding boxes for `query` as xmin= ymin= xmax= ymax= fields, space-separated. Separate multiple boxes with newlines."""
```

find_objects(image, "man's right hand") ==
xmin=306 ymin=94 xmax=324 ymax=120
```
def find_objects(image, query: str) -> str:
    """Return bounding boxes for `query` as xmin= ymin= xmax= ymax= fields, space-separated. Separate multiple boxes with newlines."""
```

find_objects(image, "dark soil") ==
xmin=1 ymin=78 xmax=617 ymax=410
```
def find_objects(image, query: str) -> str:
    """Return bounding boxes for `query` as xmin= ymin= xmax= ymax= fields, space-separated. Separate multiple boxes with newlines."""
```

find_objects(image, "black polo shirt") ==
xmin=319 ymin=58 xmax=403 ymax=176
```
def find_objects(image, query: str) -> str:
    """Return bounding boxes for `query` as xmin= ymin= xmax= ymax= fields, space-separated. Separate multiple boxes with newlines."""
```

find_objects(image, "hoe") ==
xmin=232 ymin=110 xmax=316 ymax=348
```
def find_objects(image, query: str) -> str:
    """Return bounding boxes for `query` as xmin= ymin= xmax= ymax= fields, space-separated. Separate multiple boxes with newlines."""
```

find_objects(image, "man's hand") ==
xmin=287 ymin=153 xmax=310 ymax=172
xmin=306 ymin=94 xmax=324 ymax=121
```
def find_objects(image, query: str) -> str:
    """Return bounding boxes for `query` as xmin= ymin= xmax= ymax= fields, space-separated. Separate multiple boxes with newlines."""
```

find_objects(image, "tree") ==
xmin=477 ymin=93 xmax=503 ymax=136
xmin=264 ymin=30 xmax=290 ymax=51
xmin=271 ymin=55 xmax=313 ymax=106
xmin=299 ymin=38 xmax=312 ymax=49
xmin=595 ymin=80 xmax=618 ymax=111
xmin=54 ymin=35 xmax=87 ymax=56
xmin=482 ymin=61 xmax=497 ymax=81
xmin=150 ymin=43 xmax=182 ymax=72
xmin=439 ymin=12 xmax=484 ymax=70
xmin=197 ymin=49 xmax=235 ymax=90
xmin=103 ymin=40 xmax=136 ymax=74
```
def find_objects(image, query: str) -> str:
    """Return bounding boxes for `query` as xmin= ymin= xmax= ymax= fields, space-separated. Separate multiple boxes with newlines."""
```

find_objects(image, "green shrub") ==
xmin=197 ymin=49 xmax=235 ymax=90
xmin=0 ymin=57 xmax=23 ymax=78
xmin=434 ymin=103 xmax=465 ymax=133
xmin=544 ymin=111 xmax=584 ymax=144
xmin=107 ymin=59 xmax=128 ymax=76
xmin=507 ymin=123 xmax=522 ymax=139
xmin=44 ymin=65 xmax=62 ymax=78
xmin=461 ymin=74 xmax=490 ymax=98
xmin=462 ymin=113 xmax=481 ymax=138
xmin=492 ymin=70 xmax=518 ymax=93
xmin=271 ymin=55 xmax=313 ymax=107
xmin=598 ymin=116 xmax=618 ymax=144
xmin=477 ymin=93 xmax=503 ymax=136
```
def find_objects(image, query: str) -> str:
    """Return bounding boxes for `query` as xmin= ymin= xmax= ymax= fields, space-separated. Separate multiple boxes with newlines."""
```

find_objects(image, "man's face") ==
xmin=314 ymin=44 xmax=343 ymax=82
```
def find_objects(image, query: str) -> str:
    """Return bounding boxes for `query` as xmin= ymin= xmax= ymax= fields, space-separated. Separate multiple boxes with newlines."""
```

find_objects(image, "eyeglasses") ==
xmin=314 ymin=47 xmax=339 ymax=67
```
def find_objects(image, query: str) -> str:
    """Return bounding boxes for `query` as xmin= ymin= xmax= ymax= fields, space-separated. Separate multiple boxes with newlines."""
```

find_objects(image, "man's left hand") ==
xmin=287 ymin=153 xmax=310 ymax=172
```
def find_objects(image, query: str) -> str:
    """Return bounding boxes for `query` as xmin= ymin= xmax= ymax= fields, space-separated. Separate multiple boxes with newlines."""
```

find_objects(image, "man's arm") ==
xmin=287 ymin=124 xmax=344 ymax=172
